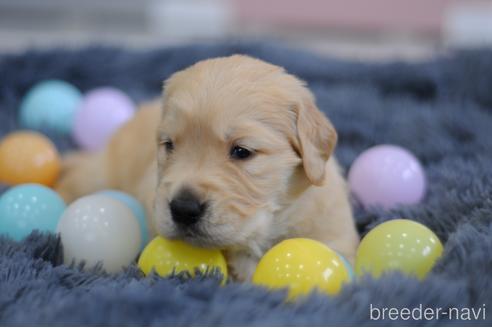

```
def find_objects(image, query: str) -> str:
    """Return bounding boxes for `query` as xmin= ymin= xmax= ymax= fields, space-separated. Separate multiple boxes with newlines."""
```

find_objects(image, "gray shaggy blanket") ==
xmin=0 ymin=43 xmax=491 ymax=326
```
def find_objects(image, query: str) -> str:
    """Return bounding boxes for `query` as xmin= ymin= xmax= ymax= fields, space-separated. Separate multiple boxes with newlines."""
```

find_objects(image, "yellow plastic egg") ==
xmin=0 ymin=131 xmax=60 ymax=186
xmin=252 ymin=238 xmax=350 ymax=300
xmin=355 ymin=219 xmax=443 ymax=279
xmin=138 ymin=236 xmax=228 ymax=281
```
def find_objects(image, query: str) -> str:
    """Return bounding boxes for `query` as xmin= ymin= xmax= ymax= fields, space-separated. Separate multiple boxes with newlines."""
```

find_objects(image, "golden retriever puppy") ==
xmin=56 ymin=55 xmax=360 ymax=281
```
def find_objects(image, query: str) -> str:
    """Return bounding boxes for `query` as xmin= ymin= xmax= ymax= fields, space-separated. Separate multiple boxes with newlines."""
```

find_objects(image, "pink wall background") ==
xmin=234 ymin=0 xmax=455 ymax=34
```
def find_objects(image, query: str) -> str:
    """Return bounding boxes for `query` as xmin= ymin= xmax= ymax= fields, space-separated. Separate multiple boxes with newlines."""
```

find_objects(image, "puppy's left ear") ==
xmin=294 ymin=90 xmax=337 ymax=186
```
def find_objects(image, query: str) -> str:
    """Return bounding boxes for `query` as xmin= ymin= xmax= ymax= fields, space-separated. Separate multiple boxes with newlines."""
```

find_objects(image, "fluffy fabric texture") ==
xmin=0 ymin=43 xmax=491 ymax=326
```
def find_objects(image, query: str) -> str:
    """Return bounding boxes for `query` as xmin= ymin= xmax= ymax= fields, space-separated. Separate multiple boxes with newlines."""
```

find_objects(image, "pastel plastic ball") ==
xmin=138 ymin=236 xmax=228 ymax=281
xmin=19 ymin=80 xmax=82 ymax=134
xmin=252 ymin=238 xmax=350 ymax=300
xmin=57 ymin=194 xmax=141 ymax=273
xmin=336 ymin=252 xmax=355 ymax=281
xmin=348 ymin=144 xmax=426 ymax=210
xmin=0 ymin=184 xmax=66 ymax=241
xmin=0 ymin=131 xmax=61 ymax=186
xmin=73 ymin=87 xmax=135 ymax=151
xmin=355 ymin=219 xmax=443 ymax=279
xmin=97 ymin=189 xmax=149 ymax=249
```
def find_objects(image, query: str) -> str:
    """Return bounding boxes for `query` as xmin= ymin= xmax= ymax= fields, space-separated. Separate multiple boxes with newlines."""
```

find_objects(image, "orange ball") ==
xmin=0 ymin=131 xmax=61 ymax=186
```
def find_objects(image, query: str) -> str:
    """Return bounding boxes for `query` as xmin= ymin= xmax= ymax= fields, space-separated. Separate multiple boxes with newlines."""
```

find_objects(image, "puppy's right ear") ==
xmin=292 ymin=90 xmax=338 ymax=186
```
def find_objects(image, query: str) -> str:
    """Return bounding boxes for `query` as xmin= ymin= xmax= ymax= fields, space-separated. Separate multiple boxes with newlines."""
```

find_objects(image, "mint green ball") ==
xmin=0 ymin=184 xmax=66 ymax=241
xmin=19 ymin=80 xmax=82 ymax=134
xmin=336 ymin=252 xmax=355 ymax=280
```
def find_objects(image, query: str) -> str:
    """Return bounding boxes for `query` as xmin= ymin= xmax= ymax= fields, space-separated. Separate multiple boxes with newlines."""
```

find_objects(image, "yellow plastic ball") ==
xmin=252 ymin=238 xmax=350 ymax=300
xmin=138 ymin=236 xmax=228 ymax=281
xmin=355 ymin=219 xmax=443 ymax=279
xmin=0 ymin=131 xmax=60 ymax=187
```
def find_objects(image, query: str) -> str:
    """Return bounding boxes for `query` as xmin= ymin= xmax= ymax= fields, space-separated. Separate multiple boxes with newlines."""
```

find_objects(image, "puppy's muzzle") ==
xmin=169 ymin=188 xmax=207 ymax=226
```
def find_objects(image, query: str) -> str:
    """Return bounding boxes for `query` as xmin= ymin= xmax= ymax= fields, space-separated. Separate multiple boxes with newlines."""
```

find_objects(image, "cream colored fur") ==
xmin=55 ymin=55 xmax=359 ymax=281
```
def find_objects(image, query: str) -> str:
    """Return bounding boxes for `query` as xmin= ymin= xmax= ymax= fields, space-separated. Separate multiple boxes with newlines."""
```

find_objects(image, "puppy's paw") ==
xmin=225 ymin=251 xmax=259 ymax=282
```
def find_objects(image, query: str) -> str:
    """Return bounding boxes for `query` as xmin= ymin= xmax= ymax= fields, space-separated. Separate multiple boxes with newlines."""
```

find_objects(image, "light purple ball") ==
xmin=348 ymin=144 xmax=426 ymax=210
xmin=73 ymin=87 xmax=135 ymax=151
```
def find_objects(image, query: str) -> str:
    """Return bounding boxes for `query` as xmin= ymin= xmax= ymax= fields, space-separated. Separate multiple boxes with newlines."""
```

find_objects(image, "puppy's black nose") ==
xmin=169 ymin=189 xmax=206 ymax=226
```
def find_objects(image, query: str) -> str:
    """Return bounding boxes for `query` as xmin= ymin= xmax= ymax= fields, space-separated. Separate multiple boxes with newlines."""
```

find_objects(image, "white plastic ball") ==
xmin=57 ymin=194 xmax=141 ymax=273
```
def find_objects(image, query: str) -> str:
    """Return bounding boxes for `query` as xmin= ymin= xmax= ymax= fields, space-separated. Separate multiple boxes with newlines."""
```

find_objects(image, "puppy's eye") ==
xmin=161 ymin=140 xmax=174 ymax=152
xmin=230 ymin=146 xmax=253 ymax=160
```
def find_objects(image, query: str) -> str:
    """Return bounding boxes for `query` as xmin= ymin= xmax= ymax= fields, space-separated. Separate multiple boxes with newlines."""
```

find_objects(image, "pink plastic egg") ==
xmin=348 ymin=145 xmax=426 ymax=210
xmin=73 ymin=87 xmax=135 ymax=151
